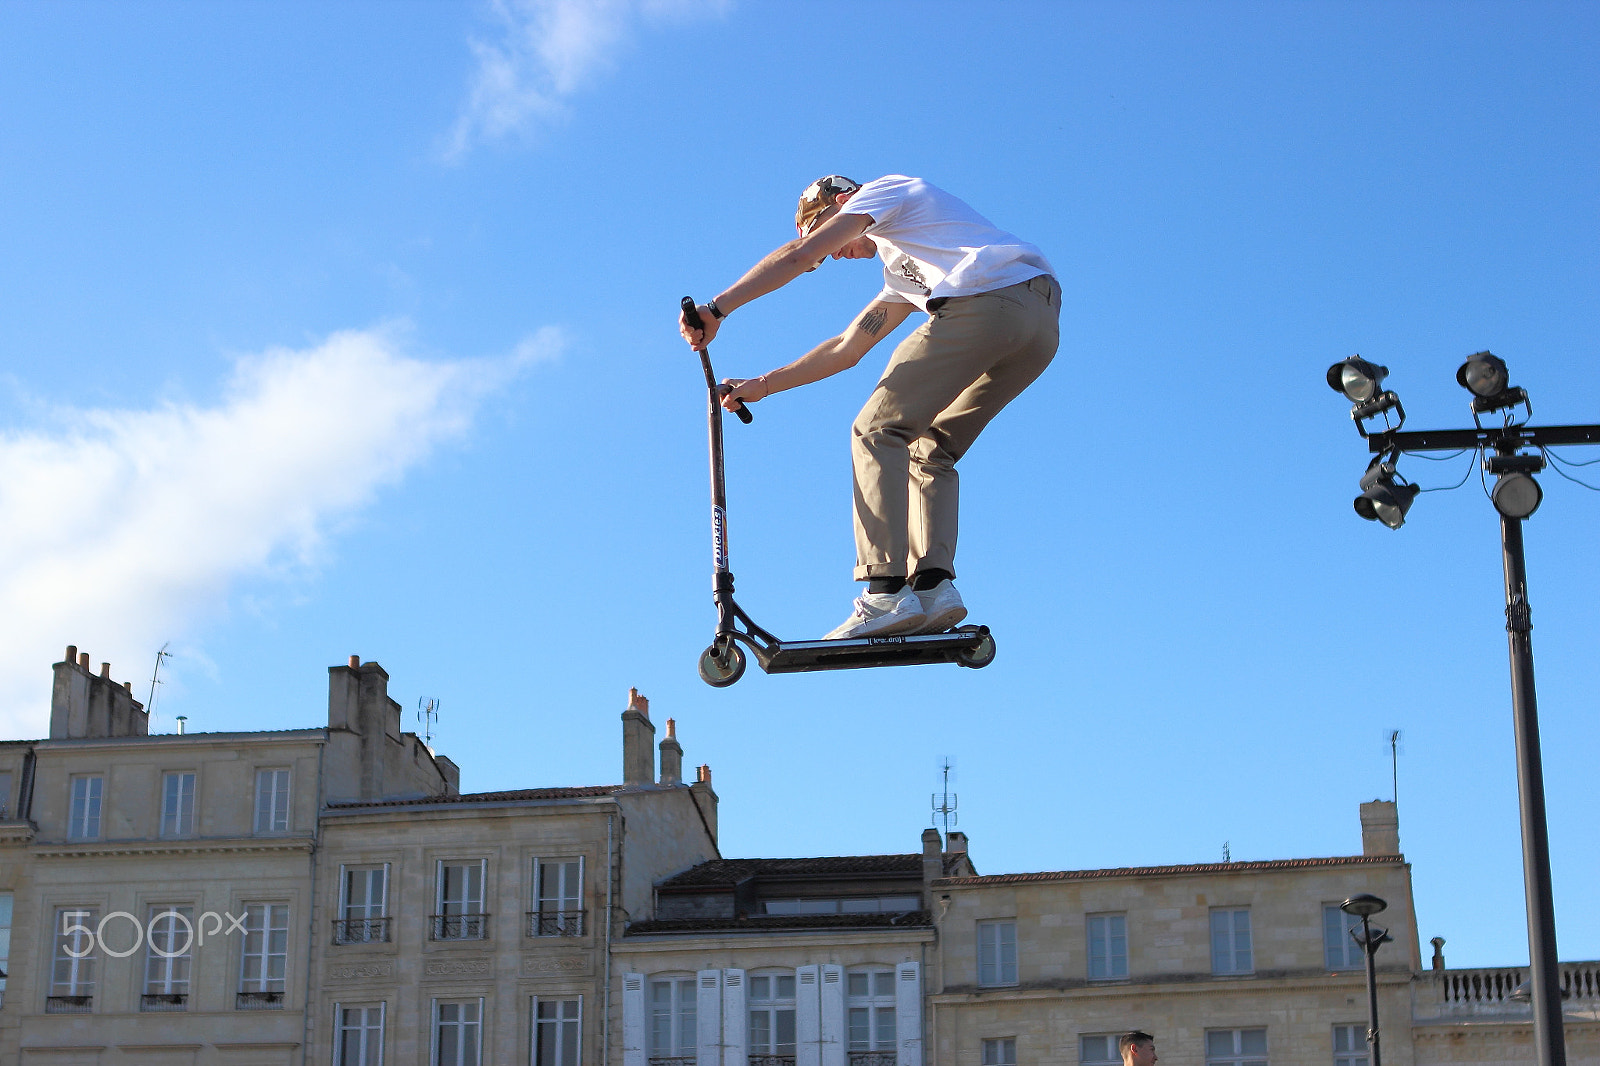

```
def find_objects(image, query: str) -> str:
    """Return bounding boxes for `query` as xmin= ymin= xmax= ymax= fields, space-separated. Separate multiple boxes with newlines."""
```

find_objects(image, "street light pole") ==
xmin=1500 ymin=510 xmax=1568 ymax=1066
xmin=1342 ymin=894 xmax=1391 ymax=1066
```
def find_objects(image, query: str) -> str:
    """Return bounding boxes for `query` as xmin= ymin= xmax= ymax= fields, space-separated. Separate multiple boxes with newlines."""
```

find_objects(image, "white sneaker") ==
xmin=913 ymin=579 xmax=967 ymax=633
xmin=823 ymin=587 xmax=927 ymax=640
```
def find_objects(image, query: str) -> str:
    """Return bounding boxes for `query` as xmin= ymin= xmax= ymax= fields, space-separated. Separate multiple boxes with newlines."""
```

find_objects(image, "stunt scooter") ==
xmin=683 ymin=297 xmax=996 ymax=687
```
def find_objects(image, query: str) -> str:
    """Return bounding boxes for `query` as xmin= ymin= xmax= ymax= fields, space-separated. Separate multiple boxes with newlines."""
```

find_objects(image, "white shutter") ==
xmin=696 ymin=969 xmax=723 ymax=1066
xmin=721 ymin=970 xmax=747 ymax=1066
xmin=797 ymin=965 xmax=822 ymax=1066
xmin=895 ymin=962 xmax=922 ymax=1066
xmin=820 ymin=965 xmax=846 ymax=1066
xmin=622 ymin=974 xmax=646 ymax=1066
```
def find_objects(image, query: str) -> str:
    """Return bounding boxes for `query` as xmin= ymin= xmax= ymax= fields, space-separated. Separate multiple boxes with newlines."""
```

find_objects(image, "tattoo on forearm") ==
xmin=858 ymin=308 xmax=888 ymax=336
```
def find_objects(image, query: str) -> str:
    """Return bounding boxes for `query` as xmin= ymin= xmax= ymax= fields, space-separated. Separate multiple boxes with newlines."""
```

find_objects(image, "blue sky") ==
xmin=1 ymin=0 xmax=1596 ymax=970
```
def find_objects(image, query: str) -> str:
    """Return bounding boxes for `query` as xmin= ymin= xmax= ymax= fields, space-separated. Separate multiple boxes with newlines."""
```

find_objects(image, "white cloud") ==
xmin=0 ymin=325 xmax=562 ymax=736
xmin=444 ymin=0 xmax=726 ymax=161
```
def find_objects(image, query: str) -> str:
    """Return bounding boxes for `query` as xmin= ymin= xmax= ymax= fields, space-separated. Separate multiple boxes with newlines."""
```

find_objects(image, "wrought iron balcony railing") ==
xmin=333 ymin=916 xmax=392 ymax=944
xmin=141 ymin=992 xmax=188 ymax=1011
xmin=749 ymin=1056 xmax=797 ymax=1066
xmin=849 ymin=1053 xmax=897 ymax=1066
xmin=431 ymin=913 xmax=489 ymax=941
xmin=526 ymin=909 xmax=585 ymax=937
xmin=45 ymin=995 xmax=92 ymax=1013
xmin=236 ymin=990 xmax=285 ymax=1010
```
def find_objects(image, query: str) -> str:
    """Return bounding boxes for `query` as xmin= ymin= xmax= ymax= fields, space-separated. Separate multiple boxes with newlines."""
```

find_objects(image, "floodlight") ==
xmin=1492 ymin=473 xmax=1543 ymax=519
xmin=1457 ymin=351 xmax=1509 ymax=398
xmin=1327 ymin=357 xmax=1390 ymax=403
xmin=1354 ymin=461 xmax=1420 ymax=529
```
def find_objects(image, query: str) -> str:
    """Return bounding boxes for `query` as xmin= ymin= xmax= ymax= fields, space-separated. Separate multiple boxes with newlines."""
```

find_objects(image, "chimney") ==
xmin=946 ymin=831 xmax=968 ymax=856
xmin=690 ymin=764 xmax=718 ymax=844
xmin=1359 ymin=800 xmax=1401 ymax=856
xmin=50 ymin=646 xmax=148 ymax=740
xmin=922 ymin=827 xmax=944 ymax=890
xmin=328 ymin=657 xmax=402 ymax=800
xmin=659 ymin=718 xmax=683 ymax=785
xmin=1431 ymin=936 xmax=1446 ymax=971
xmin=622 ymin=688 xmax=656 ymax=785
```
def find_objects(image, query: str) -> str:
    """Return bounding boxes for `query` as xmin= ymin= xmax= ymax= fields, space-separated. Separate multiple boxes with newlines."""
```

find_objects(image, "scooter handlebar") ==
xmin=682 ymin=296 xmax=753 ymax=424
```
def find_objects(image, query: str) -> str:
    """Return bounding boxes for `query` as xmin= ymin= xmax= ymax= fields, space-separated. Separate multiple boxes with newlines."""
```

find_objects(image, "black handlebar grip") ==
xmin=683 ymin=296 xmax=753 ymax=424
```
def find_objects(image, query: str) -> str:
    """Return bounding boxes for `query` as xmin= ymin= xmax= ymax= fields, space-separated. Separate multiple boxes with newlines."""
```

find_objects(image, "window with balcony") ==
xmin=336 ymin=1003 xmax=386 ymax=1066
xmin=978 ymin=920 xmax=1018 ymax=986
xmin=1333 ymin=1025 xmax=1369 ymax=1066
xmin=1324 ymin=906 xmax=1365 ymax=970
xmin=748 ymin=972 xmax=796 ymax=1065
xmin=1087 ymin=913 xmax=1128 ymax=980
xmin=434 ymin=998 xmax=483 ymax=1066
xmin=648 ymin=975 xmax=696 ymax=1065
xmin=142 ymin=906 xmax=193 ymax=1011
xmin=237 ymin=902 xmax=288 ymax=1009
xmin=434 ymin=860 xmax=488 ymax=940
xmin=48 ymin=907 xmax=97 ymax=1013
xmin=336 ymin=865 xmax=391 ymax=944
xmin=534 ymin=996 xmax=582 ymax=1066
xmin=1210 ymin=908 xmax=1253 ymax=974
xmin=161 ymin=771 xmax=196 ymax=837
xmin=530 ymin=857 xmax=583 ymax=937
xmin=982 ymin=1038 xmax=1017 ymax=1066
xmin=846 ymin=968 xmax=896 ymax=1066
xmin=254 ymin=768 xmax=290 ymax=833
xmin=1207 ymin=1029 xmax=1268 ymax=1066
xmin=68 ymin=775 xmax=102 ymax=840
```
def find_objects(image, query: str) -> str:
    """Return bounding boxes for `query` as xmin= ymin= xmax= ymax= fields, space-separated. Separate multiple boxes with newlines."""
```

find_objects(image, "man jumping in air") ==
xmin=679 ymin=175 xmax=1059 ymax=640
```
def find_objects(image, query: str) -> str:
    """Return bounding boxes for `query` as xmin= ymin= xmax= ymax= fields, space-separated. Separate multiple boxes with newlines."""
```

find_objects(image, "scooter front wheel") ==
xmin=698 ymin=642 xmax=747 ymax=687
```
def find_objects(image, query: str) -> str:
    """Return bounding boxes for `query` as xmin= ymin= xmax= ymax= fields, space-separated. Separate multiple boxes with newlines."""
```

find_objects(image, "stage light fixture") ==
xmin=1327 ymin=356 xmax=1390 ymax=403
xmin=1492 ymin=473 xmax=1543 ymax=519
xmin=1354 ymin=459 xmax=1419 ymax=529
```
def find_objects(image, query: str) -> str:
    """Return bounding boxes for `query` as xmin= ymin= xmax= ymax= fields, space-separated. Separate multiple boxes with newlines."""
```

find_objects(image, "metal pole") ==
xmin=1360 ymin=914 xmax=1382 ymax=1066
xmin=1499 ymin=513 xmax=1568 ymax=1066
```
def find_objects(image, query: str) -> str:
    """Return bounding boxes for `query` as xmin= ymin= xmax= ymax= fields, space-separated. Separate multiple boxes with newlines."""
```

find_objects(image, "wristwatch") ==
xmin=706 ymin=298 xmax=726 ymax=320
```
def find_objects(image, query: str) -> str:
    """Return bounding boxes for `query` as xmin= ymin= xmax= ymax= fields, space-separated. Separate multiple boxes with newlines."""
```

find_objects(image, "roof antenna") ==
xmin=931 ymin=756 xmax=958 ymax=837
xmin=1388 ymin=729 xmax=1403 ymax=804
xmin=418 ymin=697 xmax=440 ymax=750
xmin=147 ymin=643 xmax=172 ymax=729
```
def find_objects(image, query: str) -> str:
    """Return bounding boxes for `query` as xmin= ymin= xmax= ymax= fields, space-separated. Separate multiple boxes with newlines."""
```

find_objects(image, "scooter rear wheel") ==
xmin=954 ymin=628 xmax=996 ymax=669
xmin=698 ymin=642 xmax=747 ymax=687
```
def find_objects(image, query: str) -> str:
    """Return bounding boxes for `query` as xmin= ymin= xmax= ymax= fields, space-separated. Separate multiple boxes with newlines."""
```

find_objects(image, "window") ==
xmin=1333 ymin=1025 xmax=1369 ymax=1066
xmin=143 ymin=906 xmax=193 ymax=1011
xmin=434 ymin=998 xmax=483 ymax=1066
xmin=763 ymin=895 xmax=921 ymax=915
xmin=532 ymin=857 xmax=583 ymax=936
xmin=1324 ymin=906 xmax=1364 ymax=970
xmin=48 ymin=907 xmax=97 ymax=1012
xmin=1207 ymin=1029 xmax=1268 ymax=1066
xmin=982 ymin=1038 xmax=1017 ymax=1066
xmin=337 ymin=865 xmax=390 ymax=944
xmin=337 ymin=1003 xmax=387 ymax=1066
xmin=435 ymin=861 xmax=487 ymax=940
xmin=161 ymin=772 xmax=196 ymax=837
xmin=533 ymin=997 xmax=582 ymax=1066
xmin=1080 ymin=1035 xmax=1120 ymax=1066
xmin=748 ymin=972 xmax=797 ymax=1059
xmin=68 ymin=775 xmax=102 ymax=839
xmin=237 ymin=903 xmax=289 ymax=1009
xmin=254 ymin=768 xmax=290 ymax=833
xmin=978 ymin=920 xmax=1018 ymax=986
xmin=847 ymin=968 xmax=897 ymax=1058
xmin=648 ymin=976 xmax=696 ymax=1059
xmin=0 ymin=891 xmax=11 ymax=1006
xmin=0 ymin=771 xmax=13 ymax=819
xmin=1210 ymin=908 xmax=1253 ymax=974
xmin=1087 ymin=913 xmax=1128 ymax=980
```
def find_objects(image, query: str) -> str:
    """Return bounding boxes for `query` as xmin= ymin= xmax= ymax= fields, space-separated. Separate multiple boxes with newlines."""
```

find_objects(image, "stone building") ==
xmin=613 ymin=828 xmax=975 ymax=1066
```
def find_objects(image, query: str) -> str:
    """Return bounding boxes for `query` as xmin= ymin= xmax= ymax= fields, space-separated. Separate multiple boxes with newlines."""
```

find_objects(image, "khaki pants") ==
xmin=851 ymin=274 xmax=1060 ymax=581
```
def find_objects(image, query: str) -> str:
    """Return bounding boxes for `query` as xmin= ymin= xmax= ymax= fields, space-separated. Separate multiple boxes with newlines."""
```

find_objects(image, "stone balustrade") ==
xmin=1419 ymin=961 xmax=1600 ymax=1018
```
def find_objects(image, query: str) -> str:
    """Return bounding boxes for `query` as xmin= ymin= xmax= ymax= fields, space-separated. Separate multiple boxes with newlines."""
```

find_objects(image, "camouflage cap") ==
xmin=795 ymin=175 xmax=862 ymax=234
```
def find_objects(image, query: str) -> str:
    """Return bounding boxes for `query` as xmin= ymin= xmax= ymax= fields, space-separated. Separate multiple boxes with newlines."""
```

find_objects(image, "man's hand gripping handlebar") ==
xmin=681 ymin=296 xmax=754 ymax=424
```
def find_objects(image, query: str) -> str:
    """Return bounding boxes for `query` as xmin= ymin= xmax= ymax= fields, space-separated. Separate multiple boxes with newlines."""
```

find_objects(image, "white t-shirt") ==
xmin=841 ymin=175 xmax=1055 ymax=312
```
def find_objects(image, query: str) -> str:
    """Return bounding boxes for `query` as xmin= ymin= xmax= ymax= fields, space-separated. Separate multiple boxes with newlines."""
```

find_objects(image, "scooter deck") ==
xmin=748 ymin=626 xmax=992 ymax=675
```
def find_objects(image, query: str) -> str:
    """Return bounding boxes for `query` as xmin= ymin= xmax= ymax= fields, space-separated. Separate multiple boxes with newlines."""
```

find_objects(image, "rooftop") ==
xmin=934 ymin=853 xmax=1403 ymax=887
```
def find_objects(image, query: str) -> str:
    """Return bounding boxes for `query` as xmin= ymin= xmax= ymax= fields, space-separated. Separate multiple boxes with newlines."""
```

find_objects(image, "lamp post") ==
xmin=1326 ymin=352 xmax=1600 ymax=1066
xmin=1341 ymin=894 xmax=1392 ymax=1066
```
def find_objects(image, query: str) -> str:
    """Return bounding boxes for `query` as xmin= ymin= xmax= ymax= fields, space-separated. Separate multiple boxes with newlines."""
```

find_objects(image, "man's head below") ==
xmin=796 ymin=175 xmax=861 ymax=236
xmin=1120 ymin=1032 xmax=1157 ymax=1066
